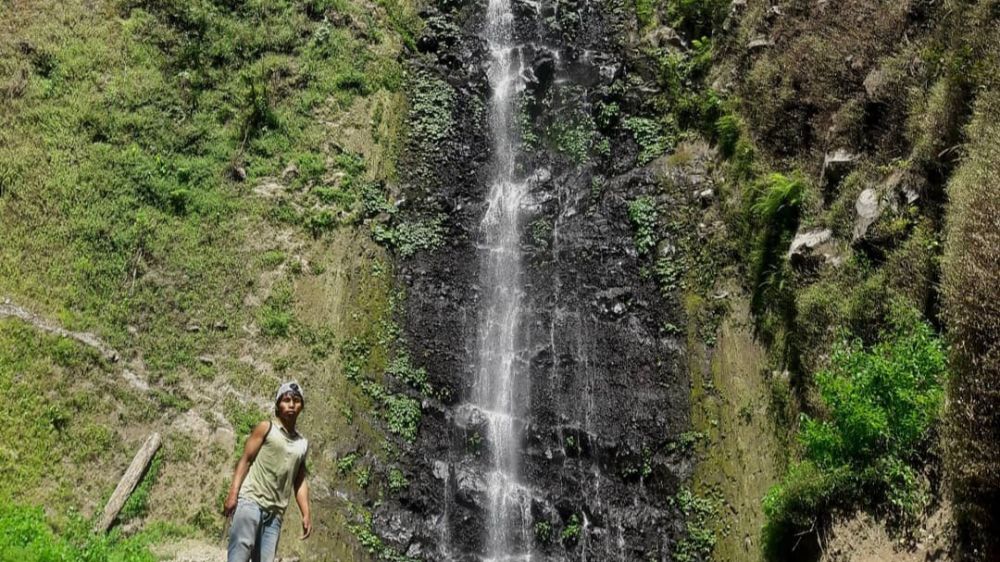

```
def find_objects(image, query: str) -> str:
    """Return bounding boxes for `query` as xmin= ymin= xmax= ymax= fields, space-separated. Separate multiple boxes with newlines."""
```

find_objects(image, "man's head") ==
xmin=274 ymin=381 xmax=305 ymax=418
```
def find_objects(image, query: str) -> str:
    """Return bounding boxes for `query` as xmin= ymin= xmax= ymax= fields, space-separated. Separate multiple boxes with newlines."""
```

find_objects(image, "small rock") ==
xmin=282 ymin=162 xmax=298 ymax=180
xmin=748 ymin=37 xmax=774 ymax=51
xmin=213 ymin=320 xmax=228 ymax=331
xmin=696 ymin=188 xmax=714 ymax=206
xmin=231 ymin=165 xmax=247 ymax=182
xmin=185 ymin=324 xmax=201 ymax=333
xmin=198 ymin=355 xmax=215 ymax=366
xmin=127 ymin=325 xmax=138 ymax=335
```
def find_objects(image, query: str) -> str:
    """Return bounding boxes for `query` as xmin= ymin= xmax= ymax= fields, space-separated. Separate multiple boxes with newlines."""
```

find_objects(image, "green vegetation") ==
xmin=560 ymin=514 xmax=581 ymax=546
xmin=665 ymin=0 xmax=730 ymax=38
xmin=408 ymin=71 xmax=455 ymax=150
xmin=387 ymin=467 xmax=408 ymax=494
xmin=764 ymin=306 xmax=948 ymax=555
xmin=371 ymin=215 xmax=446 ymax=258
xmin=0 ymin=503 xmax=155 ymax=562
xmin=337 ymin=452 xmax=359 ymax=474
xmin=672 ymin=487 xmax=718 ymax=562
xmin=534 ymin=520 xmax=553 ymax=544
xmin=627 ymin=196 xmax=659 ymax=255
xmin=347 ymin=508 xmax=419 ymax=562
xmin=746 ymin=172 xmax=807 ymax=341
xmin=549 ymin=115 xmax=597 ymax=164
xmin=623 ymin=117 xmax=670 ymax=164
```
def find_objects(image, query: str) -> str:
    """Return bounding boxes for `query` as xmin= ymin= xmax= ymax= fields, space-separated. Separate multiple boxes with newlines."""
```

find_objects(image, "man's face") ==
xmin=277 ymin=392 xmax=304 ymax=420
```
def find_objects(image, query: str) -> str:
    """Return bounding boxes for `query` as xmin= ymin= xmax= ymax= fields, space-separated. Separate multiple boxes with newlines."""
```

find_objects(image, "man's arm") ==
xmin=294 ymin=460 xmax=312 ymax=539
xmin=222 ymin=420 xmax=270 ymax=517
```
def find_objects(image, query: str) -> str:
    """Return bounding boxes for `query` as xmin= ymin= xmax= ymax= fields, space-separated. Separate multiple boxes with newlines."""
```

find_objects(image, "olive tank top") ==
xmin=239 ymin=420 xmax=308 ymax=514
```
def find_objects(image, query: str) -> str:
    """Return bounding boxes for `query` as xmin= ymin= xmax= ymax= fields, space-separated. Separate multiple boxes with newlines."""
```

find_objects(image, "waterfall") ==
xmin=474 ymin=0 xmax=531 ymax=558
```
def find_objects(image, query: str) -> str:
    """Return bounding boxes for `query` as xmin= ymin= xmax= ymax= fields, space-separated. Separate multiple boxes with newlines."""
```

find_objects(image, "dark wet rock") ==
xmin=375 ymin=0 xmax=691 ymax=559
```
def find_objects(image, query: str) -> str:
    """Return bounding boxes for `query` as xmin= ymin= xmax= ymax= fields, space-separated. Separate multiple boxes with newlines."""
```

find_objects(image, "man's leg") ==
xmin=228 ymin=500 xmax=261 ymax=562
xmin=255 ymin=510 xmax=282 ymax=562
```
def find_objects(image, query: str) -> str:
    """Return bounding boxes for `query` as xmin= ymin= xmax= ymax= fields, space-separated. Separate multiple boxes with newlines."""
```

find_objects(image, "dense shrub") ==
xmin=764 ymin=303 xmax=948 ymax=557
xmin=0 ymin=503 xmax=155 ymax=562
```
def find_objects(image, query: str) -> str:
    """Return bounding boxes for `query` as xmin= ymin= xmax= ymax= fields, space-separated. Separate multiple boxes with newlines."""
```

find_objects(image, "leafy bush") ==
xmin=388 ymin=468 xmax=408 ymax=493
xmin=383 ymin=394 xmax=421 ymax=443
xmin=764 ymin=304 xmax=948 ymax=556
xmin=0 ymin=502 xmax=155 ymax=562
xmin=628 ymin=196 xmax=659 ymax=255
xmin=549 ymin=115 xmax=596 ymax=164
xmin=560 ymin=514 xmax=581 ymax=545
xmin=623 ymin=117 xmax=669 ymax=164
xmin=386 ymin=353 xmax=431 ymax=394
xmin=534 ymin=520 xmax=552 ymax=544
xmin=371 ymin=215 xmax=445 ymax=258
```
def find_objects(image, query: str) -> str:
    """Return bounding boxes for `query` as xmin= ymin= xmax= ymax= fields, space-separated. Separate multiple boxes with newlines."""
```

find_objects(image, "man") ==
xmin=223 ymin=381 xmax=312 ymax=562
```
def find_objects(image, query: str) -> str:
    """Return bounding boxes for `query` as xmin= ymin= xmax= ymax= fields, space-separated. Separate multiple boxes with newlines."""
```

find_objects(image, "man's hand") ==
xmin=222 ymin=493 xmax=238 ymax=518
xmin=301 ymin=516 xmax=313 ymax=539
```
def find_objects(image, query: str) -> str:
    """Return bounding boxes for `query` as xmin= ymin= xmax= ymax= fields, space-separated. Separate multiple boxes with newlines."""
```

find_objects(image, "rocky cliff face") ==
xmin=376 ymin=0 xmax=692 ymax=559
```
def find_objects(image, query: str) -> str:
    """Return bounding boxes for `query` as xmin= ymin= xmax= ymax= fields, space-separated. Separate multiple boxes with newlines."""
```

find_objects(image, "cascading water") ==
xmin=474 ymin=0 xmax=531 ymax=558
xmin=389 ymin=0 xmax=690 ymax=557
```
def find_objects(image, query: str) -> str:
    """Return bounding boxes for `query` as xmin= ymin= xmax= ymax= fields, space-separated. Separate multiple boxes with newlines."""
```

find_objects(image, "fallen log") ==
xmin=94 ymin=432 xmax=161 ymax=533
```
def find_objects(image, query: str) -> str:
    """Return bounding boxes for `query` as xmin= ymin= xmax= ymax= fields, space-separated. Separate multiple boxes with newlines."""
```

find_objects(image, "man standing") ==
xmin=223 ymin=381 xmax=312 ymax=562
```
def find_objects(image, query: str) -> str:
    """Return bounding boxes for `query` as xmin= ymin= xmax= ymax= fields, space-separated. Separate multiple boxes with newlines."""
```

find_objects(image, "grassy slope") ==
xmin=940 ymin=36 xmax=1000 ymax=560
xmin=1 ymin=0 xmax=419 ymax=558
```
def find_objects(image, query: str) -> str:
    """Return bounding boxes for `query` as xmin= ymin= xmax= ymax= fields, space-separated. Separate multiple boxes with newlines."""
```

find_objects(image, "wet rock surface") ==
xmin=377 ymin=0 xmax=691 ymax=559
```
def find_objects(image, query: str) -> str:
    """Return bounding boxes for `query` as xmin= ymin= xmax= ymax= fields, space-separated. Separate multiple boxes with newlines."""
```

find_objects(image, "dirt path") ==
xmin=0 ymin=297 xmax=150 ymax=391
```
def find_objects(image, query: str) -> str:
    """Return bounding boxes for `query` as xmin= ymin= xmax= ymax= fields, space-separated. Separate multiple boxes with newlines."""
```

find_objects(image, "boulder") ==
xmin=852 ymin=187 xmax=885 ymax=241
xmin=787 ymin=228 xmax=840 ymax=269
